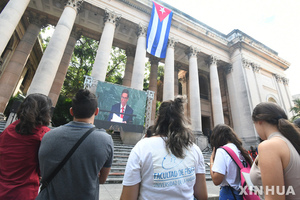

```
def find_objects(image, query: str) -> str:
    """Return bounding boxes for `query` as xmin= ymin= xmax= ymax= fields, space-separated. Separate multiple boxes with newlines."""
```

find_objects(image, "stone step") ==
xmin=114 ymin=145 xmax=134 ymax=150
xmin=114 ymin=151 xmax=130 ymax=155
xmin=114 ymin=155 xmax=129 ymax=159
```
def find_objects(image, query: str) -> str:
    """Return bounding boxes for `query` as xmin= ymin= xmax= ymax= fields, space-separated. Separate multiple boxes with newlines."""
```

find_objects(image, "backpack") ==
xmin=221 ymin=146 xmax=261 ymax=200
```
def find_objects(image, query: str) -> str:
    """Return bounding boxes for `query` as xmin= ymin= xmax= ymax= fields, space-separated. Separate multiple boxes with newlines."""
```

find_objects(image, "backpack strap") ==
xmin=40 ymin=127 xmax=97 ymax=191
xmin=221 ymin=146 xmax=244 ymax=169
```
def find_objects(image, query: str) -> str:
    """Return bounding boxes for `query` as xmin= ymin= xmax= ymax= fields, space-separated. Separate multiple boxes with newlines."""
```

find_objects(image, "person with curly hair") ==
xmin=250 ymin=102 xmax=300 ymax=200
xmin=0 ymin=93 xmax=52 ymax=200
xmin=120 ymin=97 xmax=208 ymax=200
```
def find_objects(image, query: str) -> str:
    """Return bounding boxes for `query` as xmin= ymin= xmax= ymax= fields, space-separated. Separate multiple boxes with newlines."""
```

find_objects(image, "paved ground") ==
xmin=99 ymin=180 xmax=220 ymax=200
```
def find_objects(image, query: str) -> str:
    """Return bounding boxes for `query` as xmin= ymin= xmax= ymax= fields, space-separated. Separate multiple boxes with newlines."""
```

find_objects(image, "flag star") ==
xmin=159 ymin=7 xmax=165 ymax=14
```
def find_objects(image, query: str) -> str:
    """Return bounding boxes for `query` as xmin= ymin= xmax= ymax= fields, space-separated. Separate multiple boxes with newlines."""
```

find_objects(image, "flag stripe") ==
xmin=155 ymin=14 xmax=169 ymax=57
xmin=146 ymin=2 xmax=173 ymax=58
xmin=146 ymin=6 xmax=158 ymax=53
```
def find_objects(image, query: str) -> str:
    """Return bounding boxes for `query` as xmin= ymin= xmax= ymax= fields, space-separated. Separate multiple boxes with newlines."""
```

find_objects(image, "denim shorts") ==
xmin=219 ymin=186 xmax=243 ymax=200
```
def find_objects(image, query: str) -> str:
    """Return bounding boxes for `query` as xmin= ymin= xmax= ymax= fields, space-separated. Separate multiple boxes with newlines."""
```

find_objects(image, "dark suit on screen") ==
xmin=107 ymin=103 xmax=133 ymax=124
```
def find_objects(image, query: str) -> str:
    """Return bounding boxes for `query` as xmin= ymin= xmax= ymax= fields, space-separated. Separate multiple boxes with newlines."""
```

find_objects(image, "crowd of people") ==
xmin=0 ymin=89 xmax=299 ymax=200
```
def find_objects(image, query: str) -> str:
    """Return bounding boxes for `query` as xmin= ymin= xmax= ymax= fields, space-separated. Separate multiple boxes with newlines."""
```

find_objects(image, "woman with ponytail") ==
xmin=120 ymin=97 xmax=208 ymax=200
xmin=250 ymin=102 xmax=300 ymax=200
xmin=209 ymin=124 xmax=252 ymax=200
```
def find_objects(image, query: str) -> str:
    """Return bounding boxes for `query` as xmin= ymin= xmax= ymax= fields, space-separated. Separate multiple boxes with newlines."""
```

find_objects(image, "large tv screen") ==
xmin=94 ymin=81 xmax=147 ymax=133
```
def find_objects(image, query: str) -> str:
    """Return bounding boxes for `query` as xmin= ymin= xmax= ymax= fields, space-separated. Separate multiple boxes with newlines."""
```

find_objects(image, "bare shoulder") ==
xmin=258 ymin=136 xmax=290 ymax=168
xmin=258 ymin=137 xmax=288 ymax=152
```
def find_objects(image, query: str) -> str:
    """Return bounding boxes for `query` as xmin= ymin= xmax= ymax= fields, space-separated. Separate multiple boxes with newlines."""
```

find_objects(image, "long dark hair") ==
xmin=252 ymin=102 xmax=300 ymax=155
xmin=153 ymin=96 xmax=194 ymax=158
xmin=210 ymin=124 xmax=253 ymax=165
xmin=15 ymin=93 xmax=52 ymax=135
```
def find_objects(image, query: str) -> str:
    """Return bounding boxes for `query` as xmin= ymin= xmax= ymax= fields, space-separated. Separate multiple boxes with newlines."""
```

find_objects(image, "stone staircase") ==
xmin=0 ymin=120 xmax=6 ymax=133
xmin=106 ymin=133 xmax=212 ymax=184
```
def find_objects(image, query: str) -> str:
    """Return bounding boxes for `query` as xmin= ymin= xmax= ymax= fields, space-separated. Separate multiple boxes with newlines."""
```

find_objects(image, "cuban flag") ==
xmin=146 ymin=2 xmax=173 ymax=58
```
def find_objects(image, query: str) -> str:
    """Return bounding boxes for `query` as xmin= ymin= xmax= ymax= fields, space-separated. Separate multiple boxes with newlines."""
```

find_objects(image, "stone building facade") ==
xmin=0 ymin=0 xmax=293 ymax=149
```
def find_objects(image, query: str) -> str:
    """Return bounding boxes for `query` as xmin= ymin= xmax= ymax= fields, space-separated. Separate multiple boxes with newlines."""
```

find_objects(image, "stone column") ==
xmin=91 ymin=9 xmax=121 ymax=82
xmin=209 ymin=55 xmax=224 ymax=125
xmin=174 ymin=65 xmax=179 ymax=96
xmin=149 ymin=56 xmax=159 ymax=125
xmin=188 ymin=46 xmax=202 ymax=132
xmin=252 ymin=64 xmax=263 ymax=102
xmin=27 ymin=0 xmax=83 ymax=96
xmin=122 ymin=46 xmax=135 ymax=87
xmin=163 ymin=38 xmax=177 ymax=101
xmin=275 ymin=74 xmax=289 ymax=114
xmin=273 ymin=74 xmax=286 ymax=110
xmin=227 ymin=47 xmax=257 ymax=148
xmin=0 ymin=13 xmax=46 ymax=113
xmin=282 ymin=78 xmax=294 ymax=118
xmin=48 ymin=29 xmax=81 ymax=106
xmin=0 ymin=0 xmax=31 ymax=56
xmin=179 ymin=71 xmax=188 ymax=117
xmin=131 ymin=24 xmax=147 ymax=90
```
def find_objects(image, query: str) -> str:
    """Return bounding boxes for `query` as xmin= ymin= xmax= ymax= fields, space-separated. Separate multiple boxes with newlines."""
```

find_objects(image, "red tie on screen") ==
xmin=121 ymin=106 xmax=124 ymax=118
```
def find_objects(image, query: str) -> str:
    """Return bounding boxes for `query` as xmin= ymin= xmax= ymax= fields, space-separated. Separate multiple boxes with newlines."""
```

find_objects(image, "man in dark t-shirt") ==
xmin=36 ymin=89 xmax=113 ymax=200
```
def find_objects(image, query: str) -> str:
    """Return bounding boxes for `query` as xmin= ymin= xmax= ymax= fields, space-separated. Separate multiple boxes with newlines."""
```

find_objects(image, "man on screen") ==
xmin=108 ymin=89 xmax=133 ymax=124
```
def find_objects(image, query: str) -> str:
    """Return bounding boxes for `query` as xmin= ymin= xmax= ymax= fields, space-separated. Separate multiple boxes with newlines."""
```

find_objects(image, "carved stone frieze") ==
xmin=136 ymin=23 xmax=147 ymax=37
xmin=66 ymin=0 xmax=84 ymax=11
xmin=252 ymin=63 xmax=261 ymax=73
xmin=224 ymin=64 xmax=233 ymax=75
xmin=186 ymin=46 xmax=200 ymax=59
xmin=209 ymin=55 xmax=219 ymax=66
xmin=104 ymin=9 xmax=121 ymax=27
xmin=282 ymin=77 xmax=289 ymax=85
xmin=273 ymin=73 xmax=282 ymax=83
xmin=167 ymin=37 xmax=178 ymax=48
xmin=242 ymin=58 xmax=251 ymax=69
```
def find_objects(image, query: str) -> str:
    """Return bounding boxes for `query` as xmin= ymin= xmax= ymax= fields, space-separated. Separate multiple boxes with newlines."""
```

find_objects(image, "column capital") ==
xmin=149 ymin=55 xmax=160 ymax=65
xmin=186 ymin=46 xmax=200 ymax=59
xmin=28 ymin=12 xmax=48 ymax=28
xmin=224 ymin=64 xmax=233 ymax=74
xmin=104 ymin=9 xmax=121 ymax=26
xmin=136 ymin=23 xmax=147 ymax=37
xmin=282 ymin=77 xmax=289 ymax=85
xmin=273 ymin=73 xmax=282 ymax=83
xmin=209 ymin=55 xmax=219 ymax=66
xmin=167 ymin=37 xmax=178 ymax=48
xmin=126 ymin=46 xmax=135 ymax=57
xmin=252 ymin=63 xmax=261 ymax=73
xmin=242 ymin=57 xmax=251 ymax=69
xmin=66 ymin=0 xmax=84 ymax=11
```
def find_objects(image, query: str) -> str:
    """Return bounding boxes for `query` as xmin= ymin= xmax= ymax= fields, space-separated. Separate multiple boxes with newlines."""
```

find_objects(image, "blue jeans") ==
xmin=219 ymin=186 xmax=243 ymax=200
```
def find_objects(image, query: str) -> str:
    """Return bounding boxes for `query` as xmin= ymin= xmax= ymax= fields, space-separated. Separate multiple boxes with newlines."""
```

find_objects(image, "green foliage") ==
xmin=40 ymin=25 xmax=54 ymax=51
xmin=61 ymin=36 xmax=98 ymax=98
xmin=157 ymin=64 xmax=164 ymax=81
xmin=105 ymin=47 xmax=126 ymax=84
xmin=3 ymin=95 xmax=25 ymax=118
xmin=143 ymin=61 xmax=151 ymax=90
xmin=290 ymin=98 xmax=300 ymax=120
xmin=51 ymin=95 xmax=72 ymax=127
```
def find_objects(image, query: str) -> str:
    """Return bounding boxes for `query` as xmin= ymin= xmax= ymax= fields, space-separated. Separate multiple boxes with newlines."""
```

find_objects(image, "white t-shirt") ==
xmin=211 ymin=143 xmax=243 ymax=190
xmin=122 ymin=137 xmax=205 ymax=200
